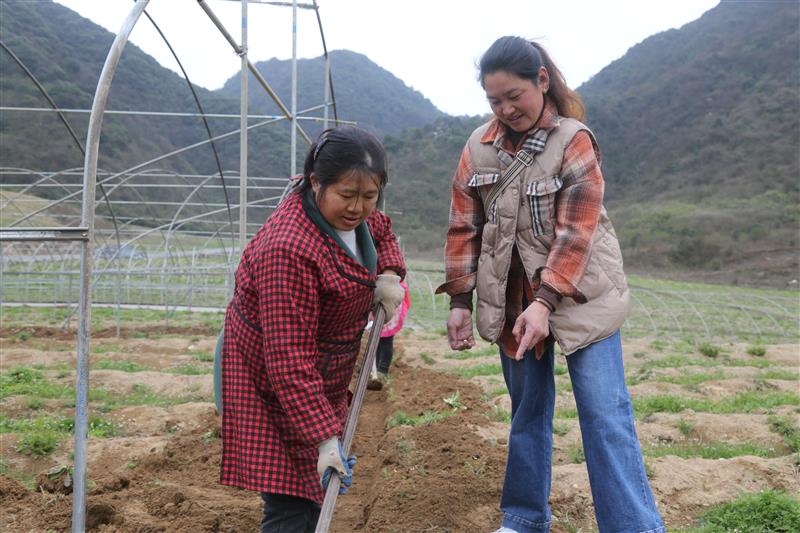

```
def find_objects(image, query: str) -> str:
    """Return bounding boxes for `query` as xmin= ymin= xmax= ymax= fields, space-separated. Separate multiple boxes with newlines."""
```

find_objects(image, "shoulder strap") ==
xmin=482 ymin=149 xmax=534 ymax=215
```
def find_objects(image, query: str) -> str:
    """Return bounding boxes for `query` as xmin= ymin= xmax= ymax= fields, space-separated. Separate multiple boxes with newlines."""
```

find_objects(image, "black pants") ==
xmin=376 ymin=336 xmax=394 ymax=374
xmin=260 ymin=493 xmax=320 ymax=533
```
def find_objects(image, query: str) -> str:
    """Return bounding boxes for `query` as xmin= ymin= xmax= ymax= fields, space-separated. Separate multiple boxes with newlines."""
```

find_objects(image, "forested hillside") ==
xmin=219 ymin=50 xmax=443 ymax=138
xmin=383 ymin=0 xmax=799 ymax=286
xmin=1 ymin=0 xmax=797 ymax=285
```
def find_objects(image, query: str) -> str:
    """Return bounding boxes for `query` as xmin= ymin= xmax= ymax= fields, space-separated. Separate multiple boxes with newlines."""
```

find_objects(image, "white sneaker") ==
xmin=491 ymin=528 xmax=519 ymax=533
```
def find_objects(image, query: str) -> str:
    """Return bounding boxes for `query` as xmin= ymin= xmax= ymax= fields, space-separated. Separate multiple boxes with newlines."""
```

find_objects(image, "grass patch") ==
xmin=567 ymin=445 xmax=585 ymax=464
xmin=98 ymin=383 xmax=208 ymax=409
xmin=689 ymin=490 xmax=800 ymax=532
xmin=676 ymin=418 xmax=695 ymax=436
xmin=0 ymin=367 xmax=72 ymax=400
xmin=697 ymin=342 xmax=721 ymax=358
xmin=642 ymin=354 xmax=773 ymax=370
xmin=553 ymin=421 xmax=571 ymax=436
xmin=491 ymin=405 xmax=511 ymax=423
xmin=633 ymin=391 xmax=800 ymax=417
xmin=555 ymin=407 xmax=579 ymax=419
xmin=644 ymin=441 xmax=778 ymax=460
xmin=166 ymin=364 xmax=212 ymax=376
xmin=192 ymin=351 xmax=214 ymax=362
xmin=93 ymin=359 xmax=149 ymax=372
xmin=768 ymin=415 xmax=800 ymax=453
xmin=419 ymin=351 xmax=436 ymax=365
xmin=747 ymin=344 xmax=767 ymax=357
xmin=554 ymin=364 xmax=567 ymax=376
xmin=444 ymin=345 xmax=497 ymax=360
xmin=488 ymin=386 xmax=508 ymax=398
xmin=387 ymin=409 xmax=453 ymax=428
xmin=760 ymin=369 xmax=799 ymax=381
xmin=454 ymin=363 xmax=502 ymax=378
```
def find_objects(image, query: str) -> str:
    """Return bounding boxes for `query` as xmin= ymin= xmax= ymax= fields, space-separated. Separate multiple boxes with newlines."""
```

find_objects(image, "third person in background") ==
xmin=436 ymin=36 xmax=665 ymax=533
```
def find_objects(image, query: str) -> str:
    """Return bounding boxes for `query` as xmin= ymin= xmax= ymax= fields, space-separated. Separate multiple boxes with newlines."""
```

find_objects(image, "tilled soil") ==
xmin=1 ymin=326 xmax=798 ymax=532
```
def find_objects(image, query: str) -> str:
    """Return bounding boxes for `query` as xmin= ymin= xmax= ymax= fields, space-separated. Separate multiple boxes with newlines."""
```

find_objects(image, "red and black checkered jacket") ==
xmin=220 ymin=189 xmax=405 ymax=502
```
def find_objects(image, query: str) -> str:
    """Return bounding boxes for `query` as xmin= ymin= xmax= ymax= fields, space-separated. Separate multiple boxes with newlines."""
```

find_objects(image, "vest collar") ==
xmin=480 ymin=98 xmax=560 ymax=153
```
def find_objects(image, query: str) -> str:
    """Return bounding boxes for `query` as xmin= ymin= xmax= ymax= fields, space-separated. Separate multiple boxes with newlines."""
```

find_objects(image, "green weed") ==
xmin=491 ymin=405 xmax=511 ymax=423
xmin=553 ymin=421 xmax=571 ymax=436
xmin=768 ymin=415 xmax=800 ymax=453
xmin=455 ymin=363 xmax=502 ymax=378
xmin=692 ymin=490 xmax=800 ymax=532
xmin=167 ymin=364 xmax=212 ymax=375
xmin=192 ymin=351 xmax=214 ymax=362
xmin=567 ymin=445 xmax=585 ymax=464
xmin=444 ymin=345 xmax=497 ymax=360
xmin=387 ymin=409 xmax=453 ymax=428
xmin=697 ymin=342 xmax=721 ymax=358
xmin=464 ymin=457 xmax=486 ymax=477
xmin=419 ymin=351 xmax=436 ymax=365
xmin=16 ymin=431 xmax=62 ymax=456
xmin=644 ymin=441 xmax=777 ymax=460
xmin=554 ymin=364 xmax=568 ymax=376
xmin=633 ymin=391 xmax=800 ymax=417
xmin=747 ymin=344 xmax=767 ymax=357
xmin=676 ymin=418 xmax=695 ymax=436
xmin=0 ymin=367 xmax=72 ymax=400
xmin=93 ymin=359 xmax=148 ymax=372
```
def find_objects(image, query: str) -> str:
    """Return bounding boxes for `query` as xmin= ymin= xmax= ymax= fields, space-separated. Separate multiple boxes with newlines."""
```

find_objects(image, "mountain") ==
xmin=1 ymin=0 xmax=798 ymax=286
xmin=218 ymin=50 xmax=444 ymax=138
xmin=383 ymin=0 xmax=799 ymax=286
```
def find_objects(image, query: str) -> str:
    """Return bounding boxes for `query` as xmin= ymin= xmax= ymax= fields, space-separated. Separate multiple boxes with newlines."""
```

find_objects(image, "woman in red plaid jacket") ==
xmin=220 ymin=126 xmax=406 ymax=532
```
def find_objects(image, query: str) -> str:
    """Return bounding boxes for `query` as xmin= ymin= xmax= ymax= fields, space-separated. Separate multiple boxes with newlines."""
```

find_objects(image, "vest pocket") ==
xmin=526 ymin=175 xmax=563 ymax=237
xmin=468 ymin=172 xmax=500 ymax=223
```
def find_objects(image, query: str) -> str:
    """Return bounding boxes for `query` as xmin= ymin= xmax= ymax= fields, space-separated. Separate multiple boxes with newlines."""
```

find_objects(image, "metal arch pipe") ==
xmin=196 ymin=0 xmax=312 ymax=144
xmin=72 ymin=2 xmax=150 ymax=531
xmin=9 ymin=115 xmax=288 ymax=226
xmin=312 ymin=0 xmax=338 ymax=124
xmin=0 ymin=43 xmax=124 ymax=260
xmin=139 ymin=9 xmax=235 ymax=250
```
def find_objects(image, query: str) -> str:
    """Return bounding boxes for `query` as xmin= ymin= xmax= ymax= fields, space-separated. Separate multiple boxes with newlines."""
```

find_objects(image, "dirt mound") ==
xmin=2 ymin=330 xmax=798 ymax=532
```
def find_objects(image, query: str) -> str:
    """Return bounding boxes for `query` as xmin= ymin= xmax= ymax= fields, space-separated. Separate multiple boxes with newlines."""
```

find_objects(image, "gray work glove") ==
xmin=317 ymin=436 xmax=356 ymax=494
xmin=373 ymin=274 xmax=404 ymax=321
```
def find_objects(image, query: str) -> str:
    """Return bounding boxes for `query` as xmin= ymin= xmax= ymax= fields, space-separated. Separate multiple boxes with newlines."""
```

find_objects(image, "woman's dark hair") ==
xmin=299 ymin=126 xmax=388 ymax=196
xmin=478 ymin=36 xmax=585 ymax=121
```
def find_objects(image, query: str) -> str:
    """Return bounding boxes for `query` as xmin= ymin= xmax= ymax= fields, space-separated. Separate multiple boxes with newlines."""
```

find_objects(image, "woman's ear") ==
xmin=310 ymin=173 xmax=320 ymax=194
xmin=539 ymin=67 xmax=550 ymax=93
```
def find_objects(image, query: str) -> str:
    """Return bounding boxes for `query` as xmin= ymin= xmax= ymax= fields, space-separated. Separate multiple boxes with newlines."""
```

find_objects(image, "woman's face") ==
xmin=312 ymin=170 xmax=380 ymax=231
xmin=483 ymin=68 xmax=549 ymax=133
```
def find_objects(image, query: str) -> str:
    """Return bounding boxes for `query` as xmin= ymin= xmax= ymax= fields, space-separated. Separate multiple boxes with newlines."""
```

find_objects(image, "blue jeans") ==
xmin=499 ymin=331 xmax=664 ymax=533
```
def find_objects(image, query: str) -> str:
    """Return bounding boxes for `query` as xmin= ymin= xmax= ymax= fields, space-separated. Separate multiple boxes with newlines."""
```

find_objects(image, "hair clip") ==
xmin=313 ymin=135 xmax=330 ymax=162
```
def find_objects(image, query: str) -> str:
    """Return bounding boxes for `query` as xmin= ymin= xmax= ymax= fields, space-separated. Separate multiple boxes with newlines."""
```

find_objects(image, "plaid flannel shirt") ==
xmin=439 ymin=100 xmax=604 ymax=353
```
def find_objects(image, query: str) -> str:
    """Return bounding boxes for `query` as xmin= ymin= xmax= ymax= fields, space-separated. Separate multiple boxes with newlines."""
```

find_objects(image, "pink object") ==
xmin=380 ymin=280 xmax=410 ymax=337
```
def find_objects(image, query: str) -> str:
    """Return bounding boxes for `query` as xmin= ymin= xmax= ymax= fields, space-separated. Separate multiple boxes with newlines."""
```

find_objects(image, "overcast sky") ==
xmin=53 ymin=0 xmax=720 ymax=116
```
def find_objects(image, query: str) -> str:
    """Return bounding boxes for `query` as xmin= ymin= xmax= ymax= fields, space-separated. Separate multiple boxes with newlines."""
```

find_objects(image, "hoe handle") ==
xmin=315 ymin=305 xmax=386 ymax=533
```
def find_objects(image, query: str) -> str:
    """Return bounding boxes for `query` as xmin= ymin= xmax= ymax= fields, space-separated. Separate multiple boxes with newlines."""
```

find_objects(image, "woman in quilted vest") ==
xmin=220 ymin=126 xmax=406 ymax=532
xmin=437 ymin=37 xmax=664 ymax=533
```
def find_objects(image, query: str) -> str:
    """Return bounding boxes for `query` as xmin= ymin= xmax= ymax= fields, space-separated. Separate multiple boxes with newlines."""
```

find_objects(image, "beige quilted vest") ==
xmin=467 ymin=118 xmax=629 ymax=355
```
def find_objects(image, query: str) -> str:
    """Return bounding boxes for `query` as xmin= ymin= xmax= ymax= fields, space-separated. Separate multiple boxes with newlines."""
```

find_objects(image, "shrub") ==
xmin=747 ymin=344 xmax=767 ymax=357
xmin=698 ymin=342 xmax=721 ymax=358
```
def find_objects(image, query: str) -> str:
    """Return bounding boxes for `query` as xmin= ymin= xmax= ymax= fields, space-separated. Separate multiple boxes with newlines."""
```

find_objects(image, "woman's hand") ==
xmin=447 ymin=308 xmax=475 ymax=350
xmin=511 ymin=301 xmax=551 ymax=360
xmin=374 ymin=272 xmax=404 ymax=320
